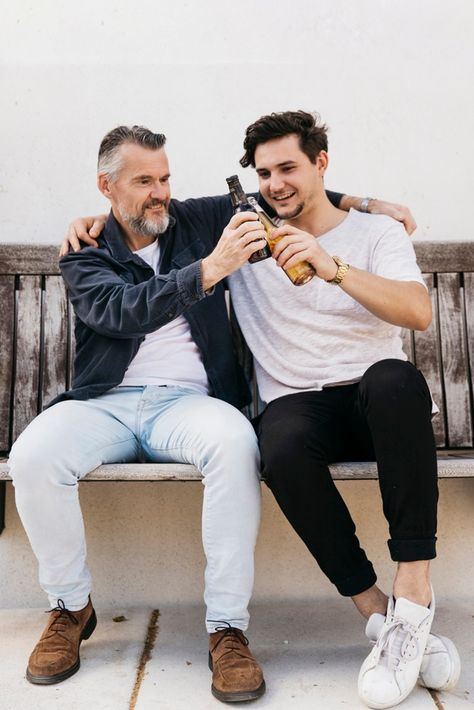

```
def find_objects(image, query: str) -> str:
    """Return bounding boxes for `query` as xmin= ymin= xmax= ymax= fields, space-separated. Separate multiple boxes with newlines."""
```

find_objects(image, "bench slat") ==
xmin=42 ymin=276 xmax=68 ymax=407
xmin=438 ymin=273 xmax=473 ymax=447
xmin=1 ymin=455 xmax=474 ymax=481
xmin=12 ymin=276 xmax=42 ymax=441
xmin=413 ymin=274 xmax=446 ymax=447
xmin=0 ymin=276 xmax=15 ymax=450
xmin=464 ymin=272 xmax=474 ymax=421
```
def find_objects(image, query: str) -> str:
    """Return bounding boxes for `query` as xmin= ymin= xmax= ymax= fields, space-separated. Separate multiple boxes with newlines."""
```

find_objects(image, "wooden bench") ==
xmin=1 ymin=241 xmax=474 ymax=534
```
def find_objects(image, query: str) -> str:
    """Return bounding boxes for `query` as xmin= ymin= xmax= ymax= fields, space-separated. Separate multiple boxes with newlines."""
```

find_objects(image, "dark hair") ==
xmin=240 ymin=110 xmax=328 ymax=168
xmin=97 ymin=125 xmax=166 ymax=181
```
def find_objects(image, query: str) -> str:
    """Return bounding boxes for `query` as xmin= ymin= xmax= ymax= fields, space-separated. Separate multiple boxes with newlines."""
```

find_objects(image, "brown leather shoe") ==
xmin=26 ymin=597 xmax=97 ymax=685
xmin=208 ymin=625 xmax=265 ymax=702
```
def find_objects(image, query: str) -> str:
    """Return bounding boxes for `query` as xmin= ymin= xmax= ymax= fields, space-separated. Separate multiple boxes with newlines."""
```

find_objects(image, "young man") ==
xmin=225 ymin=110 xmax=458 ymax=709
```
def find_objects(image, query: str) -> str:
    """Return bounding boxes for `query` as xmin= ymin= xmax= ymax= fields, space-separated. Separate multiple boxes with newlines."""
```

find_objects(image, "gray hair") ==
xmin=97 ymin=125 xmax=166 ymax=182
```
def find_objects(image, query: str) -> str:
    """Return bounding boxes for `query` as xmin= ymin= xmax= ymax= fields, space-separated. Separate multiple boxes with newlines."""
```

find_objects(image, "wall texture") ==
xmin=2 ymin=0 xmax=473 ymax=244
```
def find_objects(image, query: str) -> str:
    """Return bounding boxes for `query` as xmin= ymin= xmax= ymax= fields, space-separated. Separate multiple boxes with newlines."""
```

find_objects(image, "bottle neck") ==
xmin=226 ymin=177 xmax=247 ymax=208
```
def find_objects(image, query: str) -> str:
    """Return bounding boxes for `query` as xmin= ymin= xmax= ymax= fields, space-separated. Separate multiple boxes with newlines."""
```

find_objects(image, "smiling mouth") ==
xmin=272 ymin=191 xmax=295 ymax=202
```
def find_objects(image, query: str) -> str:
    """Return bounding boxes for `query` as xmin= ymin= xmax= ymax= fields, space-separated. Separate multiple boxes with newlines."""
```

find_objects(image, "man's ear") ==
xmin=97 ymin=173 xmax=112 ymax=198
xmin=316 ymin=150 xmax=329 ymax=177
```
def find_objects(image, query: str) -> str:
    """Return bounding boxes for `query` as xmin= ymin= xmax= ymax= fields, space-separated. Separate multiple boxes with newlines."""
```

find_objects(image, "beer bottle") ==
xmin=246 ymin=196 xmax=315 ymax=286
xmin=226 ymin=175 xmax=271 ymax=263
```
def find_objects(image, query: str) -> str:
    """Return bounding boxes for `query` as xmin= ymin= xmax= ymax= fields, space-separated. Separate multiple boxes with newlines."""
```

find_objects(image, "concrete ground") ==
xmin=1 ymin=598 xmax=473 ymax=710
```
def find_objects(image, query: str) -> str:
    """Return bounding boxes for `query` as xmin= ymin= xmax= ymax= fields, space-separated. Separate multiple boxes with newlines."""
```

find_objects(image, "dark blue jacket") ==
xmin=55 ymin=191 xmax=342 ymax=410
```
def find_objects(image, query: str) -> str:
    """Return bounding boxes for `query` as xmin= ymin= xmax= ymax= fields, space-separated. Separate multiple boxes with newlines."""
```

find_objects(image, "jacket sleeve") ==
xmin=60 ymin=248 xmax=207 ymax=339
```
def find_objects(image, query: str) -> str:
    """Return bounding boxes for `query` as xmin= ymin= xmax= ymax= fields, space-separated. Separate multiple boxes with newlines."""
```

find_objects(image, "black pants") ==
xmin=255 ymin=360 xmax=438 ymax=597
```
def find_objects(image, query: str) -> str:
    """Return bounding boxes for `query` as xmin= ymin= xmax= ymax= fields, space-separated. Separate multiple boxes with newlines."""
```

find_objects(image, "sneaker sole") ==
xmin=418 ymin=635 xmax=461 ymax=692
xmin=26 ymin=609 xmax=97 ymax=685
xmin=208 ymin=651 xmax=266 ymax=702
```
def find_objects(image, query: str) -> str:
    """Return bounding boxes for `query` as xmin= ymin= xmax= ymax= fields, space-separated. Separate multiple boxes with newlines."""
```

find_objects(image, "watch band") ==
xmin=360 ymin=197 xmax=374 ymax=213
xmin=327 ymin=255 xmax=350 ymax=285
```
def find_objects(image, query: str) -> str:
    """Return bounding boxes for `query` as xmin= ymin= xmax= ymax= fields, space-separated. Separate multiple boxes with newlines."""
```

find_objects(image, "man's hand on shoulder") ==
xmin=59 ymin=214 xmax=107 ymax=257
xmin=339 ymin=195 xmax=417 ymax=236
xmin=366 ymin=199 xmax=417 ymax=236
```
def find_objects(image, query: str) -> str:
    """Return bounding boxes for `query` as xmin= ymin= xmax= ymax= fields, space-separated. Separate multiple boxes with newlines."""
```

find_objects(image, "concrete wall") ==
xmin=2 ymin=0 xmax=473 ymax=244
xmin=1 ymin=1 xmax=474 ymax=609
xmin=2 ymin=479 xmax=474 ymax=609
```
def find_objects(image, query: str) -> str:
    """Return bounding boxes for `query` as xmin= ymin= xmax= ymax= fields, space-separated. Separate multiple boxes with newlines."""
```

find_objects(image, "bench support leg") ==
xmin=0 ymin=481 xmax=5 ymax=535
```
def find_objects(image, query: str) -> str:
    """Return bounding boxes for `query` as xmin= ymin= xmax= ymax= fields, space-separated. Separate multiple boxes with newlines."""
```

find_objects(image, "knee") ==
xmin=361 ymin=359 xmax=428 ymax=399
xmin=8 ymin=436 xmax=43 ymax=489
xmin=259 ymin=421 xmax=314 ymax=488
xmin=204 ymin=414 xmax=260 ymax=465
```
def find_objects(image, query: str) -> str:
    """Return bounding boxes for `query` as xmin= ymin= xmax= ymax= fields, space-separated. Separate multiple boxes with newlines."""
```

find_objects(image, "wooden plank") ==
xmin=0 ymin=244 xmax=61 ymax=275
xmin=400 ymin=328 xmax=414 ymax=363
xmin=414 ymin=240 xmax=474 ymax=273
xmin=0 ymin=241 xmax=472 ymax=277
xmin=12 ymin=276 xmax=42 ymax=442
xmin=437 ymin=273 xmax=472 ymax=447
xmin=413 ymin=274 xmax=446 ymax=446
xmin=0 ymin=276 xmax=15 ymax=451
xmin=66 ymin=300 xmax=76 ymax=390
xmin=1 ymin=455 xmax=474 ymax=481
xmin=41 ymin=276 xmax=68 ymax=408
xmin=464 ymin=272 xmax=474 ymax=421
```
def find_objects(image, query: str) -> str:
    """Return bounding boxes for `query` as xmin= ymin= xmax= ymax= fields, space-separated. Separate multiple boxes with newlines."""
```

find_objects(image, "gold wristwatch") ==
xmin=326 ymin=256 xmax=350 ymax=285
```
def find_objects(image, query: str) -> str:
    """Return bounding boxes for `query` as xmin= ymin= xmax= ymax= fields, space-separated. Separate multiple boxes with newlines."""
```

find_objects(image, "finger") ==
xmin=403 ymin=211 xmax=417 ymax=236
xmin=229 ymin=211 xmax=260 ymax=229
xmin=235 ymin=221 xmax=267 ymax=240
xmin=241 ymin=230 xmax=267 ymax=248
xmin=246 ymin=238 xmax=268 ymax=256
xmin=276 ymin=244 xmax=306 ymax=267
xmin=89 ymin=219 xmax=104 ymax=241
xmin=58 ymin=239 xmax=70 ymax=257
xmin=65 ymin=228 xmax=82 ymax=253
xmin=270 ymin=225 xmax=295 ymax=239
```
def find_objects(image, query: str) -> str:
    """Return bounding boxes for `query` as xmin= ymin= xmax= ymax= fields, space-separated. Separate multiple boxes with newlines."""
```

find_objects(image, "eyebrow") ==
xmin=256 ymin=160 xmax=297 ymax=174
xmin=131 ymin=173 xmax=171 ymax=182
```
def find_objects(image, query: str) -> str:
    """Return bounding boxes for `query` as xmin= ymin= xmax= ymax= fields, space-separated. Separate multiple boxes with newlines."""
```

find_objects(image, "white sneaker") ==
xmin=366 ymin=612 xmax=461 ymax=692
xmin=419 ymin=632 xmax=461 ymax=691
xmin=358 ymin=593 xmax=435 ymax=709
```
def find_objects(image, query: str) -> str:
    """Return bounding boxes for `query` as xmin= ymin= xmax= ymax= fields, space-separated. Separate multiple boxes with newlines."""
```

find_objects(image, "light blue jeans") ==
xmin=8 ymin=386 xmax=261 ymax=632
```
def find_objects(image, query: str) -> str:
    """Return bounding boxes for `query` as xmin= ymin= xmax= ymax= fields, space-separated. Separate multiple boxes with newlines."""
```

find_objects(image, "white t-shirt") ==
xmin=228 ymin=210 xmax=426 ymax=404
xmin=120 ymin=240 xmax=209 ymax=393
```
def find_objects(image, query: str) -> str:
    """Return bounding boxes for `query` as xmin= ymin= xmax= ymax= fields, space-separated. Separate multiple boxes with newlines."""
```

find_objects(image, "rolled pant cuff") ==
xmin=335 ymin=561 xmax=377 ymax=597
xmin=388 ymin=537 xmax=437 ymax=561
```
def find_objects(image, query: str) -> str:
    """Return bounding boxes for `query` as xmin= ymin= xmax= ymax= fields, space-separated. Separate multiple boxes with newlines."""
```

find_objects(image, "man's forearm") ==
xmin=340 ymin=267 xmax=431 ymax=331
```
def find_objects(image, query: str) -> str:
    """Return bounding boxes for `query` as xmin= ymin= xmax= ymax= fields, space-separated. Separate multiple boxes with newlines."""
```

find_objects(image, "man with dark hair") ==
xmin=226 ymin=110 xmax=458 ymax=709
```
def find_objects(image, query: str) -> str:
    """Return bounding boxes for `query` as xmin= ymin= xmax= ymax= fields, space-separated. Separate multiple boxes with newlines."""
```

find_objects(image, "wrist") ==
xmin=201 ymin=256 xmax=224 ymax=292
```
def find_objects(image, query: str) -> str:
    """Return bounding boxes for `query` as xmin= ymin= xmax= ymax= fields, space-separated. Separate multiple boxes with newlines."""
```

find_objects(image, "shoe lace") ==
xmin=208 ymin=620 xmax=250 ymax=657
xmin=373 ymin=616 xmax=421 ymax=671
xmin=45 ymin=599 xmax=80 ymax=635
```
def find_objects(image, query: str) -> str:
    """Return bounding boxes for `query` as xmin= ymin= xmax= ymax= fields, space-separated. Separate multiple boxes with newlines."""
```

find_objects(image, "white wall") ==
xmin=2 ymin=0 xmax=473 ymax=244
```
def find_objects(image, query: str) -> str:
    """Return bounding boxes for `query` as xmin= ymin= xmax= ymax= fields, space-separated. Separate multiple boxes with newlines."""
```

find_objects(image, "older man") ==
xmin=9 ymin=125 xmax=271 ymax=702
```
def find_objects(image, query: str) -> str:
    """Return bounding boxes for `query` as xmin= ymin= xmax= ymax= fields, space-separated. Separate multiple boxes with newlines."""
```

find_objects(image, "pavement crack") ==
xmin=129 ymin=608 xmax=160 ymax=710
xmin=428 ymin=689 xmax=446 ymax=710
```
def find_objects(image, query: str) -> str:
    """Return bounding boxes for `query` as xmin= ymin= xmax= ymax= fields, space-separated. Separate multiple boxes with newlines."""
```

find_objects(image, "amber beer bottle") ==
xmin=226 ymin=175 xmax=272 ymax=263
xmin=226 ymin=175 xmax=314 ymax=285
xmin=246 ymin=196 xmax=315 ymax=287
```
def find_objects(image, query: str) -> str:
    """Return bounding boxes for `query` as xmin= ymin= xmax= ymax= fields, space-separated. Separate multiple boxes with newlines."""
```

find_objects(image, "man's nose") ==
xmin=150 ymin=183 xmax=168 ymax=200
xmin=269 ymin=175 xmax=285 ymax=193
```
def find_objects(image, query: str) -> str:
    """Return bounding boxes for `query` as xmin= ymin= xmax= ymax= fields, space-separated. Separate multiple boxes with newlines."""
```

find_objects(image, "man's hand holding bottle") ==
xmin=201 ymin=213 xmax=268 ymax=291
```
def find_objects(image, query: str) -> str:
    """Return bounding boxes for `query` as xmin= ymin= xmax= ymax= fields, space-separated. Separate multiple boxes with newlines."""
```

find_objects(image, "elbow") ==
xmin=410 ymin=301 xmax=432 ymax=332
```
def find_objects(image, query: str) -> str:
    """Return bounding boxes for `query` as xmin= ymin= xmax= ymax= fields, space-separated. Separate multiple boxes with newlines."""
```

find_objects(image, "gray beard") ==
xmin=118 ymin=203 xmax=170 ymax=238
xmin=126 ymin=212 xmax=170 ymax=238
